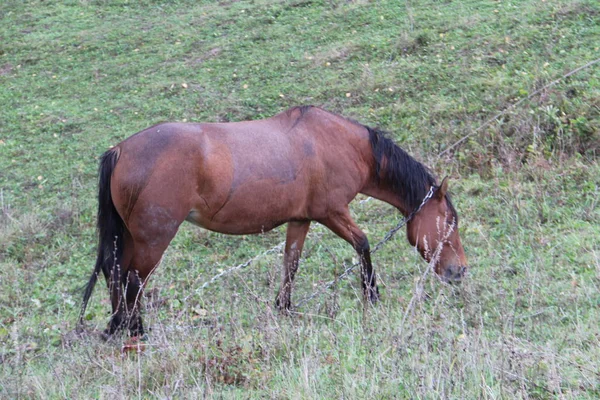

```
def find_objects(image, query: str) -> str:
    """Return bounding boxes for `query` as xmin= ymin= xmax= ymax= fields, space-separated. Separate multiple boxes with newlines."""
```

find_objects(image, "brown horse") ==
xmin=79 ymin=106 xmax=468 ymax=337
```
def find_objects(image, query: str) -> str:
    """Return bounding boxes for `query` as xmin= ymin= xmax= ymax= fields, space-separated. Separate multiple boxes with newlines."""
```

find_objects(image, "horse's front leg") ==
xmin=276 ymin=220 xmax=311 ymax=312
xmin=319 ymin=209 xmax=380 ymax=304
xmin=355 ymin=236 xmax=379 ymax=304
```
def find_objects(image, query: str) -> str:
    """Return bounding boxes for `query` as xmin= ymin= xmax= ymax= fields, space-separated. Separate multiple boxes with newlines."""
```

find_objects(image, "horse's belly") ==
xmin=187 ymin=184 xmax=309 ymax=235
xmin=185 ymin=209 xmax=288 ymax=235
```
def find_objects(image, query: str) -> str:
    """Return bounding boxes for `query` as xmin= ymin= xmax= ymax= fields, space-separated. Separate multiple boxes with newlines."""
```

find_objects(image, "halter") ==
xmin=406 ymin=185 xmax=436 ymax=222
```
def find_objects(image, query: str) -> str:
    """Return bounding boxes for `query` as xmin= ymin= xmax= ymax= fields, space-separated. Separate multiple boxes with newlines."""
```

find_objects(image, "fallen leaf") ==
xmin=121 ymin=336 xmax=147 ymax=354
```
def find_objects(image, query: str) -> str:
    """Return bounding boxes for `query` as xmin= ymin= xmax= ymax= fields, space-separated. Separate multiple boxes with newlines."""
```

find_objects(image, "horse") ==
xmin=79 ymin=105 xmax=468 ymax=338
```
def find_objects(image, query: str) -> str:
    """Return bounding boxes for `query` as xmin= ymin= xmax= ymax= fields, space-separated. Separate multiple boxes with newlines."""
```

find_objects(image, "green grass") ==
xmin=1 ymin=0 xmax=599 ymax=398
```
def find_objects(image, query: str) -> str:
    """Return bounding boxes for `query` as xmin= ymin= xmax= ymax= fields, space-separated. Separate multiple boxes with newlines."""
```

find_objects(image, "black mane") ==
xmin=366 ymin=126 xmax=451 ymax=215
xmin=283 ymin=107 xmax=457 ymax=219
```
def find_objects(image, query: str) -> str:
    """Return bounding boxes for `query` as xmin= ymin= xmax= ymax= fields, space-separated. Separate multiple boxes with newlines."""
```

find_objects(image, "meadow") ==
xmin=1 ymin=0 xmax=599 ymax=398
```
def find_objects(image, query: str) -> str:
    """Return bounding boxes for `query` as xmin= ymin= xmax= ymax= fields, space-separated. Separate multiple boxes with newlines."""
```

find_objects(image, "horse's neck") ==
xmin=360 ymin=182 xmax=412 ymax=216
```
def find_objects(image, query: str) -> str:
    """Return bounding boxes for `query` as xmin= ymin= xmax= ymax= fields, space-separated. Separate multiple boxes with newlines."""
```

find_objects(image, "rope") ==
xmin=184 ymin=240 xmax=285 ymax=303
xmin=438 ymin=57 xmax=600 ymax=158
xmin=188 ymin=187 xmax=436 ymax=309
xmin=295 ymin=186 xmax=435 ymax=308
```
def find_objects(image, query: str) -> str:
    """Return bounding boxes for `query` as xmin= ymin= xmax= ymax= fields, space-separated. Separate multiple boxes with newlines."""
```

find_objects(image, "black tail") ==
xmin=78 ymin=148 xmax=124 ymax=329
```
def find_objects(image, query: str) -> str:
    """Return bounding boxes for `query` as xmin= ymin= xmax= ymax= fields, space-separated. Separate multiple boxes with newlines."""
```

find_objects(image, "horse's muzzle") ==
xmin=442 ymin=265 xmax=467 ymax=283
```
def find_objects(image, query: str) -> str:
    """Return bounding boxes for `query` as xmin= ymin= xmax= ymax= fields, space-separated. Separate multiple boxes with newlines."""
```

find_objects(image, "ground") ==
xmin=0 ymin=0 xmax=599 ymax=397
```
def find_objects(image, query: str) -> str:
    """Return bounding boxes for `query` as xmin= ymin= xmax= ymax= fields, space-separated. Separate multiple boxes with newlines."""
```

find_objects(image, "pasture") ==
xmin=1 ymin=0 xmax=599 ymax=398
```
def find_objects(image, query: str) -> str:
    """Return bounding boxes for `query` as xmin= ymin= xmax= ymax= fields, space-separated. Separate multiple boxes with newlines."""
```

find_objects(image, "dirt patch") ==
xmin=187 ymin=47 xmax=223 ymax=65
xmin=0 ymin=64 xmax=14 ymax=76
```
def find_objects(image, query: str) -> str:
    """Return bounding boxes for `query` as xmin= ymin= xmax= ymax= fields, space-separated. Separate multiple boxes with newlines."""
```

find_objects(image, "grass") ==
xmin=1 ymin=0 xmax=599 ymax=398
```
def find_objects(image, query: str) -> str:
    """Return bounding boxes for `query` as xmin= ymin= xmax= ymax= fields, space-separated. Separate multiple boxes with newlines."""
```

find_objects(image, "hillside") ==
xmin=1 ymin=0 xmax=599 ymax=397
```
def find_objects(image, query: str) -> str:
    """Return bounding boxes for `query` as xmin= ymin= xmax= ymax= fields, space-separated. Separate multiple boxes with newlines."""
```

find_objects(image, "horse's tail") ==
xmin=78 ymin=147 xmax=124 ymax=330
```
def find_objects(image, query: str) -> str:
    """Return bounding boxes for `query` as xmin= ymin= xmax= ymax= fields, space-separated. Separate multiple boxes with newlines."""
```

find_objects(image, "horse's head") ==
xmin=406 ymin=177 xmax=468 ymax=282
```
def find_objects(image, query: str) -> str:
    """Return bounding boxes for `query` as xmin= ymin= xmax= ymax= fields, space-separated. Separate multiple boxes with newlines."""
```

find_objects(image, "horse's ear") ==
xmin=436 ymin=176 xmax=449 ymax=199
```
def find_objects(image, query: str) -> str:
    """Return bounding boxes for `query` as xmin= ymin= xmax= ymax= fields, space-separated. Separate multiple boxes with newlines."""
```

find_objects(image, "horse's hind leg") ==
xmin=116 ymin=202 xmax=185 ymax=337
xmin=276 ymin=221 xmax=311 ymax=312
xmin=105 ymin=267 xmax=144 ymax=338
xmin=104 ymin=232 xmax=133 ymax=337
xmin=124 ymin=269 xmax=145 ymax=337
xmin=122 ymin=231 xmax=179 ymax=337
xmin=318 ymin=209 xmax=379 ymax=304
xmin=106 ymin=269 xmax=125 ymax=336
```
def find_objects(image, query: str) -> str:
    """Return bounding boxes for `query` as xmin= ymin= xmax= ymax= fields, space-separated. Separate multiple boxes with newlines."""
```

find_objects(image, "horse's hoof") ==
xmin=276 ymin=304 xmax=293 ymax=316
xmin=275 ymin=294 xmax=292 ymax=314
xmin=366 ymin=287 xmax=380 ymax=304
xmin=282 ymin=307 xmax=294 ymax=316
xmin=132 ymin=333 xmax=148 ymax=342
xmin=101 ymin=324 xmax=123 ymax=341
xmin=100 ymin=329 xmax=112 ymax=342
xmin=276 ymin=304 xmax=293 ymax=315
